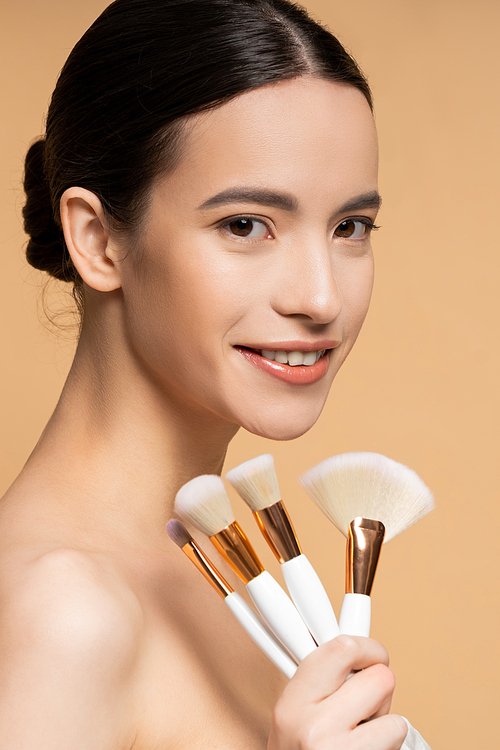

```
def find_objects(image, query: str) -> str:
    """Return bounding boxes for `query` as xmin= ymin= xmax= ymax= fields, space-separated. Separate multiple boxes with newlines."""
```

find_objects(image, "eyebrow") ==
xmin=197 ymin=187 xmax=298 ymax=212
xmin=197 ymin=187 xmax=381 ymax=214
xmin=337 ymin=191 xmax=382 ymax=214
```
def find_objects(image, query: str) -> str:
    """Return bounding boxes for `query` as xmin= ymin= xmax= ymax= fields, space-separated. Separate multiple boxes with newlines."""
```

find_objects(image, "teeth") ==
xmin=259 ymin=349 xmax=326 ymax=366
xmin=288 ymin=351 xmax=304 ymax=366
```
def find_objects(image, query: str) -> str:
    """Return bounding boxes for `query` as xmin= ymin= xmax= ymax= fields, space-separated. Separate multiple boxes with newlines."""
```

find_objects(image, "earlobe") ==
xmin=59 ymin=187 xmax=122 ymax=292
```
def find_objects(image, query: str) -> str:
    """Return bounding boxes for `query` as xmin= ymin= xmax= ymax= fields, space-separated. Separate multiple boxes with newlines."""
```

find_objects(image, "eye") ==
xmin=223 ymin=217 xmax=271 ymax=239
xmin=334 ymin=218 xmax=378 ymax=239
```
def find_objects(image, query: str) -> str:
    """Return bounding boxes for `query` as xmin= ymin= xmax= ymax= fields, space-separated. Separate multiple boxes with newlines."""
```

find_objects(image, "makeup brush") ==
xmin=300 ymin=452 xmax=434 ymax=637
xmin=226 ymin=454 xmax=340 ymax=644
xmin=166 ymin=519 xmax=297 ymax=679
xmin=174 ymin=475 xmax=317 ymax=662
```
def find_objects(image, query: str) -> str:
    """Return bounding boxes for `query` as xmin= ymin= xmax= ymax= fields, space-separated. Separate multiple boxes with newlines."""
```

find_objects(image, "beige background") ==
xmin=2 ymin=1 xmax=499 ymax=746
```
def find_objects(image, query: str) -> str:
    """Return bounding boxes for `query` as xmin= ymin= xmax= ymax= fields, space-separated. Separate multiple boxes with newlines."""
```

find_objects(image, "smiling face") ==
xmin=116 ymin=77 xmax=379 ymax=440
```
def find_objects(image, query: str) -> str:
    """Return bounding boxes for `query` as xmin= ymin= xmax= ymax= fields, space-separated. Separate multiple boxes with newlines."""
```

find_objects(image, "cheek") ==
xmin=120 ymin=236 xmax=248 ymax=372
xmin=340 ymin=255 xmax=375 ymax=337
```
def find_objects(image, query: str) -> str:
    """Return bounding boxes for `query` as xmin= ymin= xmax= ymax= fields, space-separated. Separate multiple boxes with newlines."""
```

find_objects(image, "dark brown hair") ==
xmin=23 ymin=0 xmax=372 ymax=309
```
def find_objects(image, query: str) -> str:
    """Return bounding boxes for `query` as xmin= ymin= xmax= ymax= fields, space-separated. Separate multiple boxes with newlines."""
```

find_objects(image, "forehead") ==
xmin=158 ymin=77 xmax=378 ymax=209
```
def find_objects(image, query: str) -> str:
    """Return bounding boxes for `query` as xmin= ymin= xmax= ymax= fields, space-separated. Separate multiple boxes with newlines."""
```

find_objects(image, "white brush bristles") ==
xmin=174 ymin=475 xmax=235 ymax=537
xmin=226 ymin=454 xmax=281 ymax=512
xmin=299 ymin=452 xmax=434 ymax=543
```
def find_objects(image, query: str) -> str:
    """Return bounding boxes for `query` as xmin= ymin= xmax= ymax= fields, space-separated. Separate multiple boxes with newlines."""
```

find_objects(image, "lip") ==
xmin=235 ymin=346 xmax=332 ymax=385
xmin=239 ymin=340 xmax=340 ymax=352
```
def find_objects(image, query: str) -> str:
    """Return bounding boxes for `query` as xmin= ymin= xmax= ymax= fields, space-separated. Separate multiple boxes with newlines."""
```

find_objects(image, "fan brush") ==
xmin=300 ymin=452 xmax=434 ymax=636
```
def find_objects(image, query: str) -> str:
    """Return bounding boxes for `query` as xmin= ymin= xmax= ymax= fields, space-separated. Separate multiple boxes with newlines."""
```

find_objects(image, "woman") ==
xmin=0 ymin=0 xmax=419 ymax=747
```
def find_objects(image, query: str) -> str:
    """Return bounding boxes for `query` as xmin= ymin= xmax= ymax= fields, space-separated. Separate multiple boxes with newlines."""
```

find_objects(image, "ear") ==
xmin=59 ymin=187 xmax=122 ymax=292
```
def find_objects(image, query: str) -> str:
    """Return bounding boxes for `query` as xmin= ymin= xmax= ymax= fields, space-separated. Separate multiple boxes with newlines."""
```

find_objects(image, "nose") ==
xmin=270 ymin=238 xmax=343 ymax=325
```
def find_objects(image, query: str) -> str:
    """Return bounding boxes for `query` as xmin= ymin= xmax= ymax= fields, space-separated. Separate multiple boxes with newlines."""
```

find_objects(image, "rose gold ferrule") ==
xmin=181 ymin=540 xmax=233 ymax=599
xmin=346 ymin=517 xmax=385 ymax=596
xmin=253 ymin=500 xmax=302 ymax=563
xmin=210 ymin=521 xmax=264 ymax=584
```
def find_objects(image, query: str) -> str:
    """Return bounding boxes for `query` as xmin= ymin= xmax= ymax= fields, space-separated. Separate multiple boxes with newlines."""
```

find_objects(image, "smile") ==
xmin=235 ymin=345 xmax=335 ymax=386
xmin=259 ymin=349 xmax=326 ymax=366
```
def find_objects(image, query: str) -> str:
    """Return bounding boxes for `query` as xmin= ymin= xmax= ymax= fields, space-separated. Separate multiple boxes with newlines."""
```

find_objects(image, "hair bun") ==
xmin=22 ymin=139 xmax=76 ymax=282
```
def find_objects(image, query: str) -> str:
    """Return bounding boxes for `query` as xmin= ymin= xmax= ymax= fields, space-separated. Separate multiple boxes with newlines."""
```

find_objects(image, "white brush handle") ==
xmin=246 ymin=571 xmax=317 ymax=662
xmin=224 ymin=591 xmax=297 ymax=679
xmin=281 ymin=554 xmax=340 ymax=644
xmin=339 ymin=593 xmax=371 ymax=637
xmin=401 ymin=718 xmax=432 ymax=750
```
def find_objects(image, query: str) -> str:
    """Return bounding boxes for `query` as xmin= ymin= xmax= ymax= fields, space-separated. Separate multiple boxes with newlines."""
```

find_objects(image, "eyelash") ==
xmin=219 ymin=216 xmax=272 ymax=240
xmin=334 ymin=217 xmax=380 ymax=240
xmin=218 ymin=215 xmax=380 ymax=240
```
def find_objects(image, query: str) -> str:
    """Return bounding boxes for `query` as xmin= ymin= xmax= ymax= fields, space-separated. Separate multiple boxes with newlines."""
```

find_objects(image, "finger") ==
xmin=351 ymin=713 xmax=409 ymax=750
xmin=285 ymin=635 xmax=390 ymax=704
xmin=320 ymin=662 xmax=396 ymax=729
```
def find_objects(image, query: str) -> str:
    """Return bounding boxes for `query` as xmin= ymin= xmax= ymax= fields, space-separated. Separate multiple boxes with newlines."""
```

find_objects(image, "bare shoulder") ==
xmin=0 ymin=546 xmax=143 ymax=657
xmin=0 ymin=546 xmax=143 ymax=749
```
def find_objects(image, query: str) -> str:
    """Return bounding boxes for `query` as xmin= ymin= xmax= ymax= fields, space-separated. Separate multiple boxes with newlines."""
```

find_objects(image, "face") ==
xmin=117 ymin=77 xmax=379 ymax=440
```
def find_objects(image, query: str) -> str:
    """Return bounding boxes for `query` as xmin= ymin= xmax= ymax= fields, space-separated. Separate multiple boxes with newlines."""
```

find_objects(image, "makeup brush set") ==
xmin=167 ymin=452 xmax=434 ymax=678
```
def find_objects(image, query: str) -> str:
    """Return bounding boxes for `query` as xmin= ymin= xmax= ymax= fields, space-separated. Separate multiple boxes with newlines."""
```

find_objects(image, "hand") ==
xmin=267 ymin=635 xmax=408 ymax=750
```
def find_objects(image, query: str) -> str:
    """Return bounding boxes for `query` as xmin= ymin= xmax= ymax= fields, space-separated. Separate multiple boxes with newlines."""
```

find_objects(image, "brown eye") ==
xmin=226 ymin=218 xmax=269 ymax=238
xmin=334 ymin=219 xmax=368 ymax=239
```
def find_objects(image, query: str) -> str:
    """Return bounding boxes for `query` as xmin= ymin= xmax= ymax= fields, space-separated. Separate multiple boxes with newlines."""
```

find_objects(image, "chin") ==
xmin=236 ymin=402 xmax=326 ymax=442
xmin=248 ymin=424 xmax=316 ymax=442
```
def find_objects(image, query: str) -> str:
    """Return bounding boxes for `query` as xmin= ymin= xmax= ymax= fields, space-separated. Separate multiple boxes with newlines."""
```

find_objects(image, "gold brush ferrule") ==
xmin=181 ymin=540 xmax=233 ymax=599
xmin=253 ymin=500 xmax=302 ymax=563
xmin=346 ymin=517 xmax=385 ymax=596
xmin=210 ymin=521 xmax=264 ymax=584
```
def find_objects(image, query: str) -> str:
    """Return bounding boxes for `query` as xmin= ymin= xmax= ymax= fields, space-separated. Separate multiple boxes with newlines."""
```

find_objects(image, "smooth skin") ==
xmin=0 ymin=77 xmax=407 ymax=749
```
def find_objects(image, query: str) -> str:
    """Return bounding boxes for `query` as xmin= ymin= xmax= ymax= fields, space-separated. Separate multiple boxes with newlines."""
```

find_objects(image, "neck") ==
xmin=19 ymin=299 xmax=239 ymax=551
